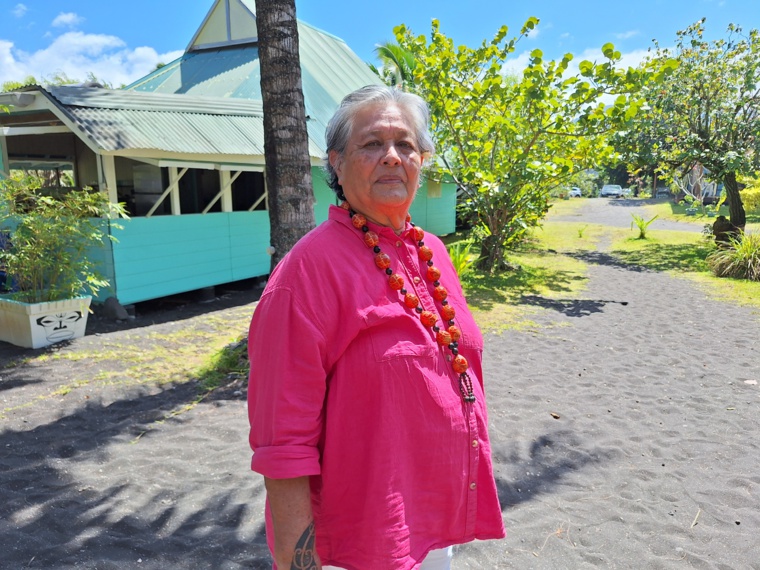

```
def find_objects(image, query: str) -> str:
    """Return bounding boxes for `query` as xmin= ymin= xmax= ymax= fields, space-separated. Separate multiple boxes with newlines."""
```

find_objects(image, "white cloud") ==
xmin=52 ymin=12 xmax=84 ymax=28
xmin=12 ymin=3 xmax=27 ymax=18
xmin=0 ymin=32 xmax=183 ymax=87
xmin=527 ymin=27 xmax=540 ymax=39
xmin=500 ymin=51 xmax=532 ymax=77
xmin=615 ymin=30 xmax=640 ymax=40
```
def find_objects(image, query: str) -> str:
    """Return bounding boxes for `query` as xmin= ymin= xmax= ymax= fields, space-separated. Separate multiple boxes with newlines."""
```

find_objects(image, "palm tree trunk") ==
xmin=254 ymin=0 xmax=315 ymax=270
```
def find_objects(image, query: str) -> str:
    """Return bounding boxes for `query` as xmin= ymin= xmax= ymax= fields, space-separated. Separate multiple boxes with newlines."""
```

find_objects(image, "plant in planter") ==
xmin=0 ymin=174 xmax=125 ymax=348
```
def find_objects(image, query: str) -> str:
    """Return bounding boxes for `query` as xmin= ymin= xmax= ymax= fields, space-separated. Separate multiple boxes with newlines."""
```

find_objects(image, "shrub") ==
xmin=447 ymin=242 xmax=474 ymax=279
xmin=707 ymin=232 xmax=760 ymax=281
xmin=740 ymin=187 xmax=760 ymax=212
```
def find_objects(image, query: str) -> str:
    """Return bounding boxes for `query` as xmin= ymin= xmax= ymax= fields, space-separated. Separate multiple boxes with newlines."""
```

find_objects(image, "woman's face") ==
xmin=329 ymin=102 xmax=424 ymax=225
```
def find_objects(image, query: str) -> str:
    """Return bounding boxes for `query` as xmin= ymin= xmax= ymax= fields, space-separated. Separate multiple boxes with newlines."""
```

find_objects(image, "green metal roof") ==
xmin=125 ymin=20 xmax=382 ymax=154
xmin=30 ymin=86 xmax=325 ymax=159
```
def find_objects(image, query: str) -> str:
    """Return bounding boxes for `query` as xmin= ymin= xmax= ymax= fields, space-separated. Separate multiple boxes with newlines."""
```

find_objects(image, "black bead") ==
xmin=415 ymin=307 xmax=423 ymax=314
xmin=362 ymin=226 xmax=369 ymax=232
xmin=448 ymin=320 xmax=455 ymax=326
xmin=432 ymin=326 xmax=439 ymax=332
xmin=427 ymin=260 xmax=434 ymax=266
xmin=451 ymin=348 xmax=459 ymax=355
xmin=433 ymin=281 xmax=440 ymax=287
xmin=419 ymin=240 xmax=425 ymax=246
xmin=373 ymin=246 xmax=381 ymax=253
xmin=400 ymin=288 xmax=407 ymax=295
xmin=348 ymin=209 xmax=356 ymax=216
xmin=451 ymin=341 xmax=458 ymax=348
xmin=385 ymin=268 xmax=393 ymax=275
xmin=441 ymin=299 xmax=448 ymax=306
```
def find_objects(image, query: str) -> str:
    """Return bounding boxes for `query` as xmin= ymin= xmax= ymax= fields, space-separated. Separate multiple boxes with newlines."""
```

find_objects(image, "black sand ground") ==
xmin=2 ymin=200 xmax=759 ymax=569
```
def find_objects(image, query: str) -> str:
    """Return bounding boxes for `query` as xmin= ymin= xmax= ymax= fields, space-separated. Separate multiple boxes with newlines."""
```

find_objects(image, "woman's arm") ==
xmin=265 ymin=476 xmax=321 ymax=570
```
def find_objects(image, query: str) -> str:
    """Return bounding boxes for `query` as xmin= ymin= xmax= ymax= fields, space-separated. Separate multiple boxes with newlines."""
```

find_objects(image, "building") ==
xmin=0 ymin=0 xmax=456 ymax=305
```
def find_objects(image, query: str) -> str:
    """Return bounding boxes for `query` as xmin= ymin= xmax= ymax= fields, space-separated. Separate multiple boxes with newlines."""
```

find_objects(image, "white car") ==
xmin=600 ymin=184 xmax=623 ymax=198
xmin=569 ymin=187 xmax=582 ymax=197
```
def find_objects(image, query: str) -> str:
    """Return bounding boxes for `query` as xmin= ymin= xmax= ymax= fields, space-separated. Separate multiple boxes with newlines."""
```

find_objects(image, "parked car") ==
xmin=599 ymin=184 xmax=623 ymax=198
xmin=569 ymin=187 xmax=582 ymax=197
xmin=655 ymin=187 xmax=671 ymax=198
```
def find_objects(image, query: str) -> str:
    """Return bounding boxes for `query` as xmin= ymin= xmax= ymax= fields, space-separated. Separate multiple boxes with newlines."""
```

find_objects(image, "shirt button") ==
xmin=469 ymin=482 xmax=477 ymax=490
xmin=472 ymin=440 xmax=479 ymax=448
xmin=413 ymin=276 xmax=421 ymax=284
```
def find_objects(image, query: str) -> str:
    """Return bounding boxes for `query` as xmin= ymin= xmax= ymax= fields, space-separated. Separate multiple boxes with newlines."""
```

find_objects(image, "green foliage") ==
xmin=396 ymin=18 xmax=653 ymax=272
xmin=447 ymin=241 xmax=474 ymax=279
xmin=372 ymin=42 xmax=417 ymax=89
xmin=616 ymin=20 xmax=760 ymax=229
xmin=630 ymin=213 xmax=658 ymax=239
xmin=2 ymin=71 xmax=113 ymax=92
xmin=0 ymin=175 xmax=126 ymax=303
xmin=707 ymin=233 xmax=760 ymax=281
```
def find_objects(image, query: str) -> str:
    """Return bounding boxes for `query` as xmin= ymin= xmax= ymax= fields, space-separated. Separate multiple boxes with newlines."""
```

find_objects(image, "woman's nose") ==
xmin=382 ymin=145 xmax=401 ymax=166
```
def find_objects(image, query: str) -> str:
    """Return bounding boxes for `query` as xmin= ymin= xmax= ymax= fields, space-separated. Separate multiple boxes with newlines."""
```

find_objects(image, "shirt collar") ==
xmin=328 ymin=204 xmax=414 ymax=240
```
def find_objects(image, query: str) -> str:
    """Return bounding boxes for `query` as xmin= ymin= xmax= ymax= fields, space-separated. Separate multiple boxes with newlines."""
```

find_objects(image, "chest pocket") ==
xmin=363 ymin=304 xmax=438 ymax=362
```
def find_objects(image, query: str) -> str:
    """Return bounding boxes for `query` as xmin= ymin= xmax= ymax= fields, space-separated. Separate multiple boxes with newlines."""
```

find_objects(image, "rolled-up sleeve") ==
xmin=248 ymin=285 xmax=328 ymax=479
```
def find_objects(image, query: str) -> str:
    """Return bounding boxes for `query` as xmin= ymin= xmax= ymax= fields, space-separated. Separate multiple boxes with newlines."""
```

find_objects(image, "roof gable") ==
xmin=188 ymin=0 xmax=258 ymax=52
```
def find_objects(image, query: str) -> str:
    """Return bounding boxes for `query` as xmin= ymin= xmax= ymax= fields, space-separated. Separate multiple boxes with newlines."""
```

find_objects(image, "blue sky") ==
xmin=1 ymin=0 xmax=759 ymax=87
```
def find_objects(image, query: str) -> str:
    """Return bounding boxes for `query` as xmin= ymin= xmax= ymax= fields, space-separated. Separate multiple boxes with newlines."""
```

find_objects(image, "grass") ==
xmin=1 ymin=306 xmax=254 ymax=420
xmin=641 ymin=200 xmax=760 ymax=233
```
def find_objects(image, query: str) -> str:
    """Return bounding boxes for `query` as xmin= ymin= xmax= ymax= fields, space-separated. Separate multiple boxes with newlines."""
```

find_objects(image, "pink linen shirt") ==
xmin=248 ymin=205 xmax=505 ymax=570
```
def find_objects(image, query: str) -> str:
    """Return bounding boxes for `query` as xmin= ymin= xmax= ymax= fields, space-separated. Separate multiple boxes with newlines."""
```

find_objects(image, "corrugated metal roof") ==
xmin=36 ymin=86 xmax=324 ymax=158
xmin=124 ymin=20 xmax=382 ymax=152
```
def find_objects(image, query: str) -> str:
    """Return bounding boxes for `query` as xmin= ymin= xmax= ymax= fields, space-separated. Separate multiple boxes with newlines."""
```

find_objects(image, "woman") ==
xmin=247 ymin=85 xmax=505 ymax=570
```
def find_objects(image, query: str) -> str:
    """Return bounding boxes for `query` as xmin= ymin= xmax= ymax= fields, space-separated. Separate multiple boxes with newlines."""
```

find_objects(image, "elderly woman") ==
xmin=247 ymin=85 xmax=505 ymax=570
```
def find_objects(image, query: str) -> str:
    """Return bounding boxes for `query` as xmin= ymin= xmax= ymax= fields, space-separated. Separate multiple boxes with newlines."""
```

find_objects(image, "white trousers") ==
xmin=322 ymin=545 xmax=453 ymax=570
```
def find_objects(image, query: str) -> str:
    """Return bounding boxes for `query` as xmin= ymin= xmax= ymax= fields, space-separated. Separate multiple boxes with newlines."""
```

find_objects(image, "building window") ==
xmin=232 ymin=170 xmax=267 ymax=211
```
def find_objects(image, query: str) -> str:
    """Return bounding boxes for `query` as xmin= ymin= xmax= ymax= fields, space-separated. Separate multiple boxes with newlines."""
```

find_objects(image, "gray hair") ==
xmin=323 ymin=85 xmax=435 ymax=197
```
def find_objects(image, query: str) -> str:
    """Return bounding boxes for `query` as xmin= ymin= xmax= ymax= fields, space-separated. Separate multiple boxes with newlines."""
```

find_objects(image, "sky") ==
xmin=1 ymin=0 xmax=759 ymax=88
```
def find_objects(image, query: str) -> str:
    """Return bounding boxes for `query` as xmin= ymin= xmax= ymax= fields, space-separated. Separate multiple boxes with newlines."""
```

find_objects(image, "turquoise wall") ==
xmin=107 ymin=211 xmax=270 ymax=305
xmin=408 ymin=180 xmax=457 ymax=236
xmin=94 ymin=173 xmax=455 ymax=306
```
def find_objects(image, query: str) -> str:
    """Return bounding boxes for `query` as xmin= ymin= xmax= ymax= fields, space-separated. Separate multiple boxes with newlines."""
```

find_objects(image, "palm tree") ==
xmin=373 ymin=42 xmax=417 ymax=90
xmin=254 ymin=0 xmax=316 ymax=269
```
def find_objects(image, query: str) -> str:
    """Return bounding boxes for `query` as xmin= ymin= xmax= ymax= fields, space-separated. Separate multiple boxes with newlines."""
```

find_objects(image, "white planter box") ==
xmin=0 ymin=295 xmax=92 ymax=349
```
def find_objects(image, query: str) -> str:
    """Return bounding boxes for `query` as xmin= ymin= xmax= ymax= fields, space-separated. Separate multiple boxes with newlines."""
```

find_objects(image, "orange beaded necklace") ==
xmin=343 ymin=201 xmax=476 ymax=403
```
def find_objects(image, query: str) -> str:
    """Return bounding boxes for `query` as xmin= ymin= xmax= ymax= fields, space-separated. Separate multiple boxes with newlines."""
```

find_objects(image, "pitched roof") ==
xmin=16 ymin=85 xmax=324 ymax=160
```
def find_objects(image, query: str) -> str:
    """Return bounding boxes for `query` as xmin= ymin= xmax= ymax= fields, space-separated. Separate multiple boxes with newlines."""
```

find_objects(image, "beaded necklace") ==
xmin=342 ymin=201 xmax=476 ymax=403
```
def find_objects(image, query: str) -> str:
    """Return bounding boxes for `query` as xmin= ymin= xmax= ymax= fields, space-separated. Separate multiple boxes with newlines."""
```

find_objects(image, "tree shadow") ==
xmin=0 ymin=383 xmax=272 ymax=569
xmin=492 ymin=430 xmax=617 ymax=510
xmin=517 ymin=295 xmax=629 ymax=318
xmin=566 ymin=250 xmax=648 ymax=271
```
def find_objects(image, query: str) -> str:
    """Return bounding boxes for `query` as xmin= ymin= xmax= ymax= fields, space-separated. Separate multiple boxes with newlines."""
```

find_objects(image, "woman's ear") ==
xmin=328 ymin=150 xmax=342 ymax=179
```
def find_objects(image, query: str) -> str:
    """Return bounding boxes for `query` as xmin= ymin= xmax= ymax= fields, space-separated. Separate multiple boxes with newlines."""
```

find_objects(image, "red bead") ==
xmin=433 ymin=286 xmax=448 ymax=301
xmin=388 ymin=274 xmax=404 ymax=290
xmin=406 ymin=214 xmax=412 ymax=222
xmin=436 ymin=330 xmax=452 ymax=346
xmin=352 ymin=213 xmax=367 ymax=229
xmin=427 ymin=266 xmax=441 ymax=281
xmin=420 ymin=310 xmax=437 ymax=328
xmin=442 ymin=305 xmax=456 ymax=321
xmin=364 ymin=231 xmax=379 ymax=248
xmin=375 ymin=252 xmax=391 ymax=269
xmin=448 ymin=325 xmax=461 ymax=341
xmin=419 ymin=246 xmax=433 ymax=261
xmin=404 ymin=293 xmax=420 ymax=308
xmin=340 ymin=201 xmax=351 ymax=210
xmin=412 ymin=226 xmax=425 ymax=242
xmin=453 ymin=354 xmax=469 ymax=374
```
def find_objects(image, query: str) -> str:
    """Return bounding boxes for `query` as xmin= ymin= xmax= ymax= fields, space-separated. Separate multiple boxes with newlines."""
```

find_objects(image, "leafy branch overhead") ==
xmin=616 ymin=19 xmax=760 ymax=233
xmin=395 ymin=18 xmax=669 ymax=271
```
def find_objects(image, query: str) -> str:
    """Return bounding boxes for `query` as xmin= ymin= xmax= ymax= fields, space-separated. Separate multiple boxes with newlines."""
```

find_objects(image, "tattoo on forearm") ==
xmin=291 ymin=521 xmax=317 ymax=570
